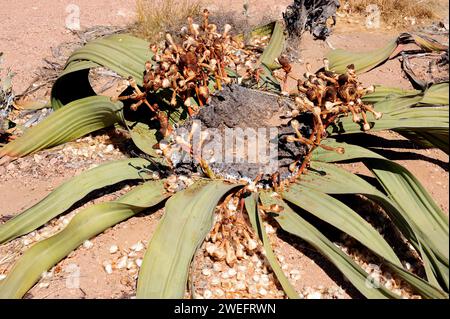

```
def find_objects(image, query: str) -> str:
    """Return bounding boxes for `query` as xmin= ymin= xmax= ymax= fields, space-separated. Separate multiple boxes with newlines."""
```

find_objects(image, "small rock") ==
xmin=131 ymin=241 xmax=144 ymax=252
xmin=38 ymin=282 xmax=50 ymax=289
xmin=203 ymin=289 xmax=213 ymax=299
xmin=117 ymin=256 xmax=128 ymax=269
xmin=83 ymin=240 xmax=94 ymax=249
xmin=202 ymin=268 xmax=212 ymax=277
xmin=214 ymin=288 xmax=225 ymax=297
xmin=109 ymin=245 xmax=119 ymax=254
xmin=259 ymin=288 xmax=268 ymax=296
xmin=33 ymin=154 xmax=43 ymax=163
xmin=0 ymin=274 xmax=6 ymax=281
xmin=210 ymin=277 xmax=220 ymax=286
xmin=228 ymin=268 xmax=237 ymax=277
xmin=103 ymin=262 xmax=113 ymax=274
xmin=104 ymin=144 xmax=115 ymax=154
xmin=212 ymin=262 xmax=222 ymax=272
xmin=306 ymin=292 xmax=322 ymax=299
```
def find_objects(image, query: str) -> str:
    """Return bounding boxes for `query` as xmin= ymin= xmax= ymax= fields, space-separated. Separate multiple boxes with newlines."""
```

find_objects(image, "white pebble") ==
xmin=237 ymin=272 xmax=246 ymax=281
xmin=109 ymin=245 xmax=119 ymax=254
xmin=259 ymin=288 xmax=268 ymax=296
xmin=265 ymin=224 xmax=276 ymax=234
xmin=202 ymin=268 xmax=212 ymax=277
xmin=228 ymin=268 xmax=237 ymax=277
xmin=104 ymin=144 xmax=115 ymax=153
xmin=203 ymin=290 xmax=213 ymax=299
xmin=117 ymin=256 xmax=128 ymax=269
xmin=83 ymin=240 xmax=94 ymax=249
xmin=214 ymin=288 xmax=225 ymax=297
xmin=237 ymin=265 xmax=247 ymax=272
xmin=252 ymin=274 xmax=260 ymax=283
xmin=235 ymin=281 xmax=246 ymax=290
xmin=260 ymin=274 xmax=270 ymax=286
xmin=131 ymin=241 xmax=144 ymax=252
xmin=211 ymin=277 xmax=220 ymax=286
xmin=290 ymin=269 xmax=301 ymax=280
xmin=38 ymin=282 xmax=50 ymax=289
xmin=103 ymin=263 xmax=113 ymax=274
xmin=306 ymin=292 xmax=322 ymax=299
xmin=128 ymin=251 xmax=137 ymax=258
xmin=127 ymin=260 xmax=136 ymax=270
xmin=135 ymin=259 xmax=143 ymax=268
xmin=22 ymin=238 xmax=32 ymax=246
xmin=248 ymin=285 xmax=258 ymax=294
xmin=212 ymin=262 xmax=222 ymax=272
xmin=0 ymin=274 xmax=6 ymax=281
xmin=41 ymin=271 xmax=53 ymax=280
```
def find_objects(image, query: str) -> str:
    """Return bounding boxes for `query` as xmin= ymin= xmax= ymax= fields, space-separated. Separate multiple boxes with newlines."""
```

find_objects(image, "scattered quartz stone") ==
xmin=259 ymin=288 xmax=268 ymax=296
xmin=104 ymin=144 xmax=115 ymax=153
xmin=0 ymin=274 xmax=6 ymax=281
xmin=117 ymin=256 xmax=128 ymax=269
xmin=228 ymin=268 xmax=237 ymax=277
xmin=212 ymin=262 xmax=222 ymax=272
xmin=202 ymin=268 xmax=212 ymax=277
xmin=214 ymin=288 xmax=225 ymax=297
xmin=38 ymin=282 xmax=50 ymax=289
xmin=210 ymin=277 xmax=221 ymax=286
xmin=306 ymin=292 xmax=322 ymax=299
xmin=131 ymin=241 xmax=144 ymax=252
xmin=290 ymin=269 xmax=301 ymax=281
xmin=103 ymin=262 xmax=113 ymax=274
xmin=83 ymin=240 xmax=94 ymax=249
xmin=135 ymin=259 xmax=143 ymax=268
xmin=109 ymin=245 xmax=119 ymax=254
xmin=203 ymin=290 xmax=213 ymax=299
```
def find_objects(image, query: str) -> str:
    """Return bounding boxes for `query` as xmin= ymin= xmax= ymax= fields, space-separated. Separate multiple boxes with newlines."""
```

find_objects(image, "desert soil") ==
xmin=0 ymin=0 xmax=448 ymax=299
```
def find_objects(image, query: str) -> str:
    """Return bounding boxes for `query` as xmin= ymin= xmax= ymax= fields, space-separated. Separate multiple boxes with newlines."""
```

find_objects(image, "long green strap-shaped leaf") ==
xmin=282 ymin=184 xmax=402 ymax=267
xmin=396 ymin=128 xmax=449 ymax=154
xmin=259 ymin=192 xmax=398 ymax=299
xmin=258 ymin=21 xmax=285 ymax=70
xmin=244 ymin=193 xmax=300 ymax=299
xmin=0 ymin=158 xmax=160 ymax=244
xmin=327 ymin=38 xmax=398 ymax=74
xmin=362 ymin=86 xmax=421 ymax=104
xmin=136 ymin=180 xmax=240 ymax=298
xmin=51 ymin=34 xmax=151 ymax=110
xmin=300 ymin=160 xmax=417 ymax=242
xmin=260 ymin=192 xmax=447 ymax=299
xmin=312 ymin=140 xmax=449 ymax=290
xmin=421 ymin=82 xmax=449 ymax=106
xmin=314 ymin=140 xmax=448 ymax=261
xmin=328 ymin=106 xmax=448 ymax=135
xmin=0 ymin=96 xmax=123 ymax=159
xmin=0 ymin=180 xmax=168 ymax=299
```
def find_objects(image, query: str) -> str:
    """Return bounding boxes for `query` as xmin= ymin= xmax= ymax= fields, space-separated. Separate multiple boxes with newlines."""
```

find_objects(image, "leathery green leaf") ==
xmin=311 ymin=140 xmax=449 ymax=289
xmin=0 ymin=96 xmax=123 ymax=160
xmin=245 ymin=193 xmax=300 ymax=299
xmin=296 ymin=161 xmax=448 ymax=295
xmin=0 ymin=158 xmax=161 ymax=244
xmin=258 ymin=21 xmax=285 ymax=70
xmin=327 ymin=38 xmax=398 ymax=74
xmin=0 ymin=180 xmax=168 ymax=299
xmin=51 ymin=34 xmax=151 ymax=109
xmin=259 ymin=192 xmax=398 ymax=299
xmin=282 ymin=184 xmax=402 ymax=267
xmin=137 ymin=180 xmax=241 ymax=298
